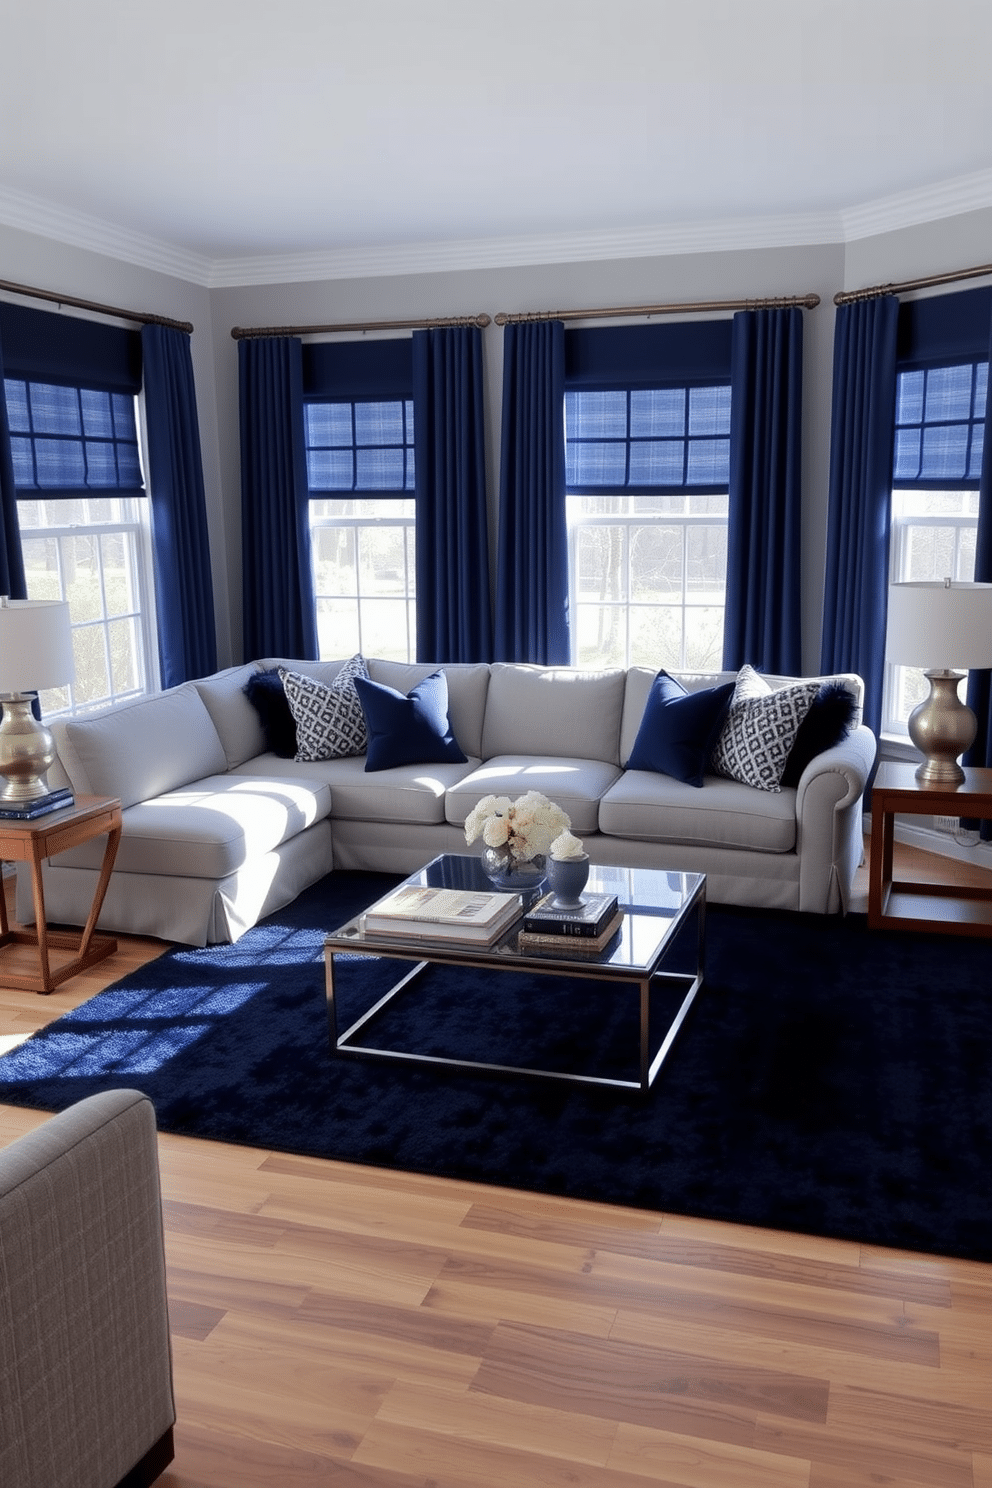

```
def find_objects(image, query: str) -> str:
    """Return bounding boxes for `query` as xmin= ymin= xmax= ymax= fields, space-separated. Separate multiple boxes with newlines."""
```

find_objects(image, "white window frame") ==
xmin=18 ymin=494 xmax=159 ymax=719
xmin=308 ymin=497 xmax=417 ymax=663
xmin=12 ymin=387 xmax=160 ymax=719
xmin=303 ymin=394 xmax=417 ymax=663
xmin=566 ymin=492 xmax=729 ymax=672
xmin=881 ymin=489 xmax=979 ymax=738
xmin=564 ymin=383 xmax=730 ymax=672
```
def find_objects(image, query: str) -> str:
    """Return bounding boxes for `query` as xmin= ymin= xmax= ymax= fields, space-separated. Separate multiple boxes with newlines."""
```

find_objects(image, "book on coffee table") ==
xmin=517 ymin=910 xmax=625 ymax=956
xmin=362 ymin=885 xmax=522 ymax=944
xmin=522 ymin=890 xmax=619 ymax=938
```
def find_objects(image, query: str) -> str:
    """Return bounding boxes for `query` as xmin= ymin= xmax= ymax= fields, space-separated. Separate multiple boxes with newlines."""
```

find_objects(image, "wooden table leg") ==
xmin=868 ymin=798 xmax=896 ymax=927
xmin=27 ymin=840 xmax=53 ymax=991
xmin=76 ymin=821 xmax=122 ymax=961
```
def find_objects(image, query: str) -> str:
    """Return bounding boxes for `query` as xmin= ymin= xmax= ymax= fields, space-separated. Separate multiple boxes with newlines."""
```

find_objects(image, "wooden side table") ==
xmin=0 ymin=794 xmax=122 ymax=992
xmin=869 ymin=762 xmax=992 ymax=936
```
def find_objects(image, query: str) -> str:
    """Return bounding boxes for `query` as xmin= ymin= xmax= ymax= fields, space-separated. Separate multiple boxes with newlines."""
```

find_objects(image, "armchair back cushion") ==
xmin=0 ymin=1090 xmax=175 ymax=1488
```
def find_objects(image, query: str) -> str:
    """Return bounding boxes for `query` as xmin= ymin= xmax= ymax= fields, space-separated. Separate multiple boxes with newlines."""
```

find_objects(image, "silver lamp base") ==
xmin=907 ymin=669 xmax=976 ymax=786
xmin=0 ymin=692 xmax=57 ymax=802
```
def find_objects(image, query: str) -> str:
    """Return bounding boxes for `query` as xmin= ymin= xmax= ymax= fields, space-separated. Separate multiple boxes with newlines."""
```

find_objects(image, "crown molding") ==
xmin=3 ymin=169 xmax=992 ymax=292
xmin=0 ymin=185 xmax=213 ymax=285
xmin=841 ymin=167 xmax=992 ymax=241
xmin=205 ymin=211 xmax=846 ymax=287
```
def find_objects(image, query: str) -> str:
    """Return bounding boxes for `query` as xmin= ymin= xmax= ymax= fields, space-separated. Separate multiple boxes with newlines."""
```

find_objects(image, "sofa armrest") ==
xmin=795 ymin=724 xmax=877 ymax=913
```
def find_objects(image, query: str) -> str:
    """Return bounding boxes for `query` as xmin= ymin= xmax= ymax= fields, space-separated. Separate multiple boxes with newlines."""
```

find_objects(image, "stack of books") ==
xmin=0 ymin=787 xmax=75 ymax=822
xmin=362 ymin=884 xmax=523 ymax=945
xmin=517 ymin=890 xmax=624 ymax=955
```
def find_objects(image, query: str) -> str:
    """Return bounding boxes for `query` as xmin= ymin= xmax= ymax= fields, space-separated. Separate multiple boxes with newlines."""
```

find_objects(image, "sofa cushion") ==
xmin=599 ymin=769 xmax=798 ymax=853
xmin=710 ymin=677 xmax=820 ymax=792
xmin=231 ymin=751 xmax=477 ymax=826
xmin=57 ymin=685 xmax=228 ymax=809
xmin=244 ymin=668 xmax=298 ymax=758
xmin=280 ymin=656 xmax=369 ymax=761
xmin=627 ymin=672 xmax=735 ymax=787
xmin=445 ymin=756 xmax=623 ymax=836
xmin=355 ymin=670 xmax=467 ymax=772
xmin=368 ymin=660 xmax=490 ymax=761
xmin=193 ymin=662 xmax=266 ymax=768
xmin=481 ymin=664 xmax=626 ymax=766
xmin=53 ymin=774 xmax=332 ymax=879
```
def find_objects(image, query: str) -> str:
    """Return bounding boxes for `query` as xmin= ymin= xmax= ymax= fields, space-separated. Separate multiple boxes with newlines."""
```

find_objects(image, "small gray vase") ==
xmin=547 ymin=854 xmax=590 ymax=907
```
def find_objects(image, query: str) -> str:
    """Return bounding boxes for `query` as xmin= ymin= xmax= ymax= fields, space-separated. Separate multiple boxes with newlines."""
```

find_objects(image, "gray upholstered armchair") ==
xmin=0 ymin=1089 xmax=176 ymax=1488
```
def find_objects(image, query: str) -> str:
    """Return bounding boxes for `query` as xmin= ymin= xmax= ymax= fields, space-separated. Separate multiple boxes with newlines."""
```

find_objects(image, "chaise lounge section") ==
xmin=19 ymin=658 xmax=876 ymax=945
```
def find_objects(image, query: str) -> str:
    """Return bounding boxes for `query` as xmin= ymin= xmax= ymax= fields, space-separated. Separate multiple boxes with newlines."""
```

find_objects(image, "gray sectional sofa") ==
xmin=19 ymin=658 xmax=876 ymax=946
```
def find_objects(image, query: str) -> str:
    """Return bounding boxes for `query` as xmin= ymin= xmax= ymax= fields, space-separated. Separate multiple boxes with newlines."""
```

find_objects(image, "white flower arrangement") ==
xmin=549 ymin=828 xmax=586 ymax=861
xmin=464 ymin=790 xmax=571 ymax=862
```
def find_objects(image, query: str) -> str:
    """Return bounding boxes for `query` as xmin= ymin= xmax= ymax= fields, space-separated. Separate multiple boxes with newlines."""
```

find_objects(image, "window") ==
xmin=304 ymin=398 xmax=417 ymax=661
xmin=4 ymin=376 xmax=158 ymax=718
xmin=883 ymin=360 xmax=986 ymax=735
xmin=565 ymin=385 xmax=731 ymax=669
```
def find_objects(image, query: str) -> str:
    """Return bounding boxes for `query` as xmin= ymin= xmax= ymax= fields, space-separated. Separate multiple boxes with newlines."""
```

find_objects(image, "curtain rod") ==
xmin=231 ymin=312 xmax=491 ymax=340
xmin=835 ymin=261 xmax=992 ymax=305
xmin=494 ymin=292 xmax=820 ymax=326
xmin=0 ymin=276 xmax=193 ymax=334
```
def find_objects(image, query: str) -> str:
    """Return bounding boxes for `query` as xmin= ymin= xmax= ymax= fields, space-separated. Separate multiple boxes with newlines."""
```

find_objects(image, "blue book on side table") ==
xmin=0 ymin=788 xmax=75 ymax=821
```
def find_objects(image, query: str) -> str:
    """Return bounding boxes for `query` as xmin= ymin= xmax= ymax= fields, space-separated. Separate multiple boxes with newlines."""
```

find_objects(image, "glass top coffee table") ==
xmin=324 ymin=853 xmax=705 ymax=1093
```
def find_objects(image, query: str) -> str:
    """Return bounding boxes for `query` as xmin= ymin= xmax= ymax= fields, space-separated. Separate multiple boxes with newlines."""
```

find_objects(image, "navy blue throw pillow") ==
xmin=627 ymin=671 xmax=735 ymax=787
xmin=780 ymin=681 xmax=858 ymax=787
xmin=354 ymin=670 xmax=468 ymax=773
xmin=244 ymin=668 xmax=297 ymax=758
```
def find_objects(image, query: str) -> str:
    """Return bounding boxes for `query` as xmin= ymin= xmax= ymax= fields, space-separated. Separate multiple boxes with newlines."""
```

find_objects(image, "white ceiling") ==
xmin=2 ymin=0 xmax=991 ymax=286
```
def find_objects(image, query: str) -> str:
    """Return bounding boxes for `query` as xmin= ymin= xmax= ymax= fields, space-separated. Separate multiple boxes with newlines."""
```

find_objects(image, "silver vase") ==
xmin=481 ymin=844 xmax=547 ymax=891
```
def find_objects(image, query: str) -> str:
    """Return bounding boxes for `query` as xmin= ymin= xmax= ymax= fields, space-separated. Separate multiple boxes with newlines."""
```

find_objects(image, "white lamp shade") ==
xmin=886 ymin=581 xmax=992 ymax=670
xmin=0 ymin=599 xmax=76 ymax=694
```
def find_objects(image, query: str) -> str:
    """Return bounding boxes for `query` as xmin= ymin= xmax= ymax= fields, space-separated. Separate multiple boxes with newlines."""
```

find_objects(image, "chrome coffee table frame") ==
xmin=324 ymin=855 xmax=705 ymax=1093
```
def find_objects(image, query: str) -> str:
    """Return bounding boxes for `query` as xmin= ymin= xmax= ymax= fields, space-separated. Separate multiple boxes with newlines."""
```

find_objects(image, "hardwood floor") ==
xmin=2 ymin=850 xmax=991 ymax=1488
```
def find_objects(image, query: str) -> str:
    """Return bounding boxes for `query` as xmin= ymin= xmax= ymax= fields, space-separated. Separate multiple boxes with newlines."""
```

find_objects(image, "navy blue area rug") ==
xmin=1 ymin=871 xmax=990 ymax=1262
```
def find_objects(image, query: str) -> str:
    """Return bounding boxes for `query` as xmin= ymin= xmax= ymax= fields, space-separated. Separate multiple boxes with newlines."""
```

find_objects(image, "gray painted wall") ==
xmin=3 ymin=207 xmax=991 ymax=674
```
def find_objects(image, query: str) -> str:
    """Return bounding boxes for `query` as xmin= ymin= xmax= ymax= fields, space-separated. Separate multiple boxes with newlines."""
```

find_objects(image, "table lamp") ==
xmin=886 ymin=579 xmax=992 ymax=785
xmin=0 ymin=597 xmax=76 ymax=802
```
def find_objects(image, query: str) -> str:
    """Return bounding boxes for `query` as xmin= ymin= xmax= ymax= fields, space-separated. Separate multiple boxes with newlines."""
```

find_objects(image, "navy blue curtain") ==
xmin=724 ymin=307 xmax=804 ymax=674
xmin=141 ymin=325 xmax=216 ymax=686
xmin=413 ymin=326 xmax=493 ymax=663
xmin=0 ymin=335 xmax=26 ymax=600
xmin=820 ymin=296 xmax=899 ymax=738
xmin=494 ymin=321 xmax=569 ymax=664
xmin=964 ymin=318 xmax=992 ymax=829
xmin=238 ymin=337 xmax=316 ymax=661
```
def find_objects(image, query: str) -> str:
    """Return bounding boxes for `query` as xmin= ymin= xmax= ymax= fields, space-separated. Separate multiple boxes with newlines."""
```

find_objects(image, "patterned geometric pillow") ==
xmin=730 ymin=662 xmax=771 ymax=703
xmin=710 ymin=680 xmax=821 ymax=792
xmin=279 ymin=656 xmax=369 ymax=761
